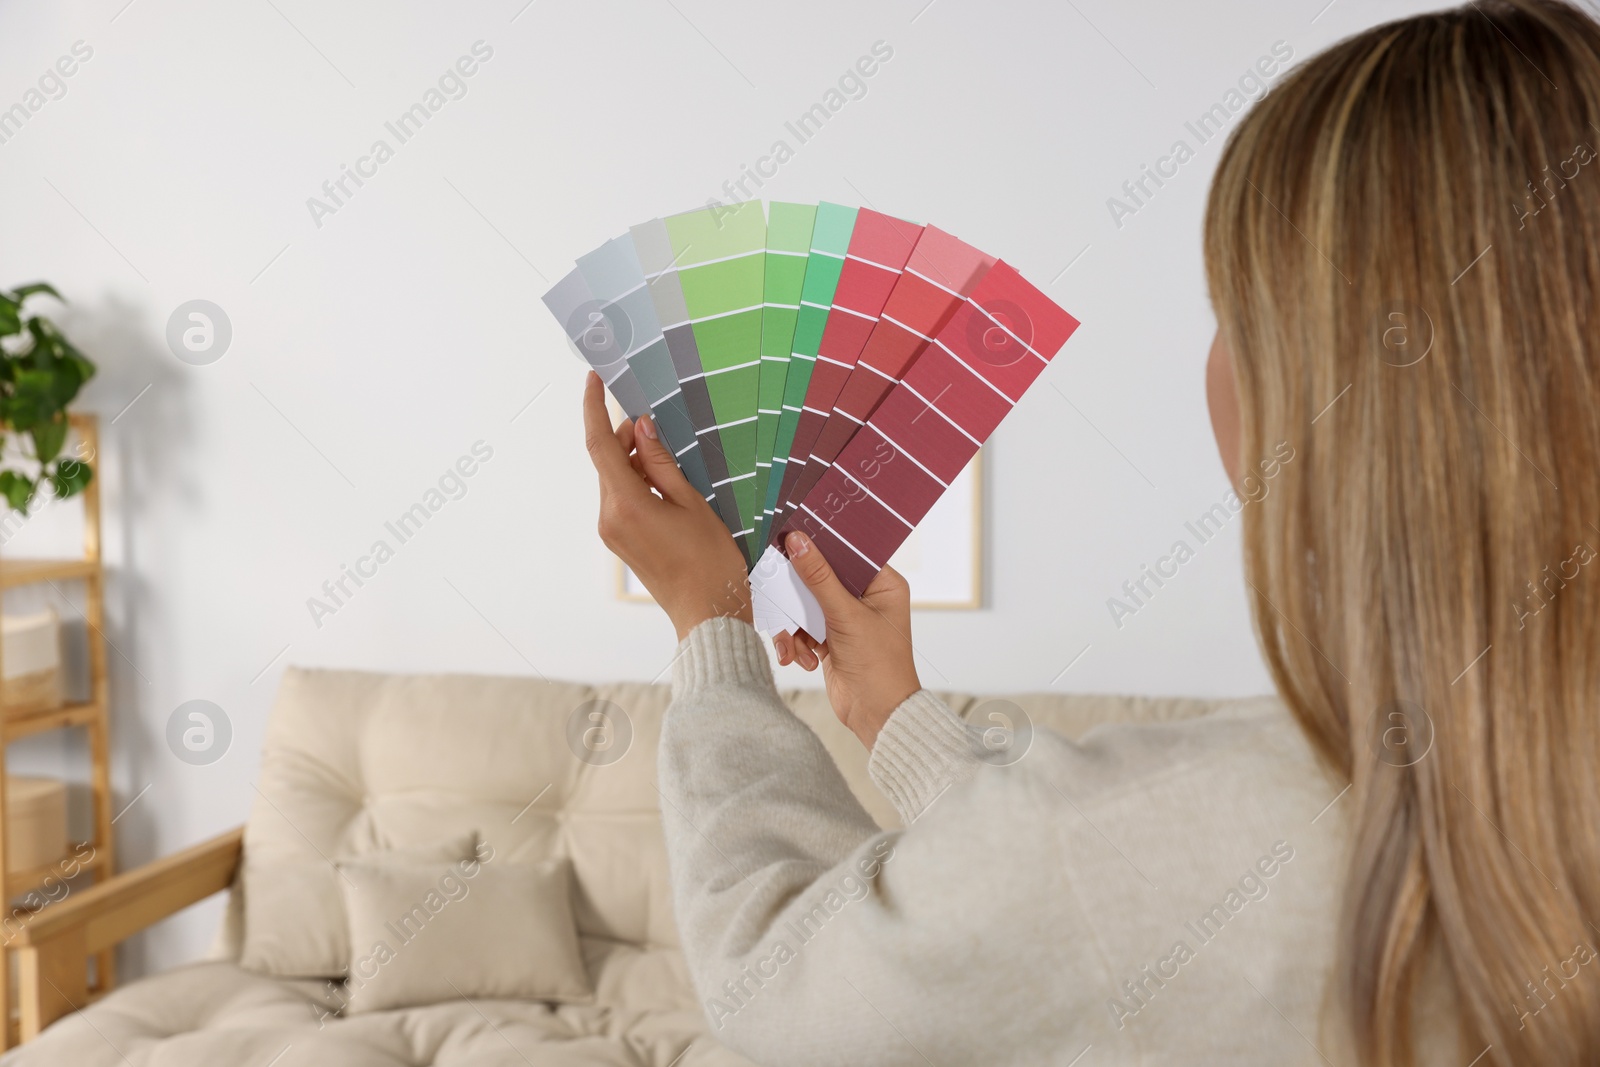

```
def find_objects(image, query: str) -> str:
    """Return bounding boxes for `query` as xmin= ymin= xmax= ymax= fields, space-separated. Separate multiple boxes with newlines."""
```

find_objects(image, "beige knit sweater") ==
xmin=660 ymin=618 xmax=1464 ymax=1066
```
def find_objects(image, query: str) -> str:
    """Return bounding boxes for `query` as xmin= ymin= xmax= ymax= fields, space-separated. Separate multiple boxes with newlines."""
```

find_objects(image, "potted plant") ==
xmin=0 ymin=284 xmax=96 ymax=512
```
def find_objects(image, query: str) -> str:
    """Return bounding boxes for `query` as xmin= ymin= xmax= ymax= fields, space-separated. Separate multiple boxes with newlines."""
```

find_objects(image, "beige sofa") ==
xmin=3 ymin=665 xmax=1219 ymax=1066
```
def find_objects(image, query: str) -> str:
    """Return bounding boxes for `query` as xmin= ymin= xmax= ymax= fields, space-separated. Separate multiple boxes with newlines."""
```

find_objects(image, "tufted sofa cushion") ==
xmin=239 ymin=669 xmax=695 ymax=978
xmin=5 ymin=944 xmax=757 ymax=1067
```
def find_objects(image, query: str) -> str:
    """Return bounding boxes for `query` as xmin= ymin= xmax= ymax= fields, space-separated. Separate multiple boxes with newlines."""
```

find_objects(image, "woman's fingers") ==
xmin=794 ymin=631 xmax=821 ymax=670
xmin=583 ymin=373 xmax=646 ymax=501
xmin=786 ymin=531 xmax=859 ymax=620
xmin=775 ymin=631 xmax=826 ymax=670
xmin=773 ymin=625 xmax=831 ymax=671
xmin=585 ymin=377 xmax=706 ymax=512
xmin=617 ymin=418 xmax=651 ymax=484
xmin=632 ymin=414 xmax=704 ymax=508
xmin=863 ymin=564 xmax=910 ymax=603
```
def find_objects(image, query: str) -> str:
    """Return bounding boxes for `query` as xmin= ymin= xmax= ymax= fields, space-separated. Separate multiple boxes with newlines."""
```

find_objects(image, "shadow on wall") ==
xmin=58 ymin=292 xmax=196 ymax=978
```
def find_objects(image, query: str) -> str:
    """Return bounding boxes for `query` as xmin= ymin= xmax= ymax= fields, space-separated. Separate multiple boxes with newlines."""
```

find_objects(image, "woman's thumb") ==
xmin=633 ymin=415 xmax=699 ymax=506
xmin=786 ymin=531 xmax=857 ymax=616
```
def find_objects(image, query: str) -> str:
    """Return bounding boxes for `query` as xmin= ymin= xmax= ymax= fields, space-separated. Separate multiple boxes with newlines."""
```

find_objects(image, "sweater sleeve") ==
xmin=658 ymin=616 xmax=885 ymax=948
xmin=867 ymin=690 xmax=986 ymax=822
xmin=659 ymin=617 xmax=1096 ymax=1065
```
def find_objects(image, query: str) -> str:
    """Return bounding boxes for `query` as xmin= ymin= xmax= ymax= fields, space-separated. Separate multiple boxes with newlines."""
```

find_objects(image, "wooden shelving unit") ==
xmin=0 ymin=413 xmax=115 ymax=1050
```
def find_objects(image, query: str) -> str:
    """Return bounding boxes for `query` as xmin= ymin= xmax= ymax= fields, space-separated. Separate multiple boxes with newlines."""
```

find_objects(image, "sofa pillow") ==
xmin=241 ymin=832 xmax=477 ymax=977
xmin=337 ymin=851 xmax=591 ymax=1013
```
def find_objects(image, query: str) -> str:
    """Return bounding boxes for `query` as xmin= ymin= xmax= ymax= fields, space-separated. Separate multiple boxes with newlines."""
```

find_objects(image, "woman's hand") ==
xmin=773 ymin=532 xmax=921 ymax=748
xmin=582 ymin=373 xmax=752 ymax=640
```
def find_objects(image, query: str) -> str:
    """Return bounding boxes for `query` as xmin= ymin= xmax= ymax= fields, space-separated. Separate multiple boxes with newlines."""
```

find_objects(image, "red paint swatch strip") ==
xmin=775 ymin=261 xmax=1080 ymax=596
xmin=783 ymin=226 xmax=996 ymax=519
xmin=769 ymin=209 xmax=922 ymax=536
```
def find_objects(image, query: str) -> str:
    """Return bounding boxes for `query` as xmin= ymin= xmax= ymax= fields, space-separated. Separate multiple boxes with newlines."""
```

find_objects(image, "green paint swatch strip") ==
xmin=762 ymin=202 xmax=858 ymax=545
xmin=665 ymin=202 xmax=767 ymax=563
xmin=629 ymin=217 xmax=747 ymax=545
xmin=752 ymin=202 xmax=816 ymax=549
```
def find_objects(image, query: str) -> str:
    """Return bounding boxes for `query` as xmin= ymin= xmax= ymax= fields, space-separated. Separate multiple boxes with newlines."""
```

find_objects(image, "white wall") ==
xmin=0 ymin=0 xmax=1444 ymax=977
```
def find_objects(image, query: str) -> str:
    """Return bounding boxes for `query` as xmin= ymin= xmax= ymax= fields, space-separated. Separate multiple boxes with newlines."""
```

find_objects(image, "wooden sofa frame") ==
xmin=10 ymin=827 xmax=244 ymax=1043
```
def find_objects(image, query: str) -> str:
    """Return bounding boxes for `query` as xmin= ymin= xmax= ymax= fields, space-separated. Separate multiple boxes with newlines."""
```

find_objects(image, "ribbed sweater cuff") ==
xmin=671 ymin=616 xmax=774 ymax=696
xmin=868 ymin=691 xmax=981 ymax=823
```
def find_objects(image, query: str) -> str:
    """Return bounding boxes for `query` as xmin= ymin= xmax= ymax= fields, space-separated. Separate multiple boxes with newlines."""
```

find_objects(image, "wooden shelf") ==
xmin=6 ymin=844 xmax=104 ymax=901
xmin=2 ymin=702 xmax=99 ymax=744
xmin=0 ymin=559 xmax=97 ymax=590
xmin=0 ymin=414 xmax=116 ymax=1049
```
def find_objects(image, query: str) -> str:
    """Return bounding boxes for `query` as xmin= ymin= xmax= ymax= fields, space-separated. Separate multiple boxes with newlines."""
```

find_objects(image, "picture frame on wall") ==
xmin=616 ymin=449 xmax=985 ymax=610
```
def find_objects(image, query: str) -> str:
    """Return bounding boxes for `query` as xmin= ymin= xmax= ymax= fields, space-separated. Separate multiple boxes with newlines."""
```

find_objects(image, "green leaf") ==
xmin=67 ymin=351 xmax=96 ymax=387
xmin=31 ymin=414 xmax=67 ymax=464
xmin=0 ymin=471 xmax=35 ymax=513
xmin=45 ymin=355 xmax=85 ymax=409
xmin=0 ymin=284 xmax=97 ymax=498
xmin=47 ymin=458 xmax=91 ymax=500
xmin=11 ymin=368 xmax=58 ymax=429
xmin=11 ymin=283 xmax=62 ymax=303
xmin=26 ymin=318 xmax=58 ymax=367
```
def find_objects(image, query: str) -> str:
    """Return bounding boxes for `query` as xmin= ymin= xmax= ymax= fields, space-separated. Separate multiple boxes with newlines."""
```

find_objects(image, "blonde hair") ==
xmin=1205 ymin=2 xmax=1600 ymax=1063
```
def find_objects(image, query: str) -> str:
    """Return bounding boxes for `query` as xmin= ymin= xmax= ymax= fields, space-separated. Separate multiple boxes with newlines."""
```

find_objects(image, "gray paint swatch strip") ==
xmin=576 ymin=237 xmax=713 ymax=501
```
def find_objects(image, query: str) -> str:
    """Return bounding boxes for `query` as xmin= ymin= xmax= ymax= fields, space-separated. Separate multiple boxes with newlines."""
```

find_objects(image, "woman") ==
xmin=583 ymin=1 xmax=1600 ymax=1062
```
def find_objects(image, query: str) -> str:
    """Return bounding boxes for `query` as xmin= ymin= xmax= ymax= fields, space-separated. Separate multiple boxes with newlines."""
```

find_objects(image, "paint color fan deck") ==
xmin=544 ymin=201 xmax=1079 ymax=640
